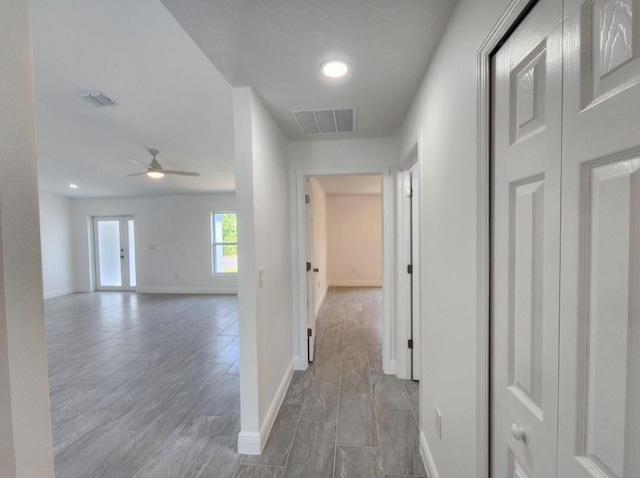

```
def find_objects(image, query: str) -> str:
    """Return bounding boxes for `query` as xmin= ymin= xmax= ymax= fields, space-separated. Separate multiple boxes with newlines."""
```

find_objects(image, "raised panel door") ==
xmin=491 ymin=0 xmax=564 ymax=476
xmin=558 ymin=1 xmax=640 ymax=476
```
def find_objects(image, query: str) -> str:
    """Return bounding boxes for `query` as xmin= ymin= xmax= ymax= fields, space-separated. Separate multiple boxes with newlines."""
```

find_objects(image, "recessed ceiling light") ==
xmin=147 ymin=170 xmax=165 ymax=179
xmin=69 ymin=184 xmax=79 ymax=189
xmin=322 ymin=60 xmax=349 ymax=78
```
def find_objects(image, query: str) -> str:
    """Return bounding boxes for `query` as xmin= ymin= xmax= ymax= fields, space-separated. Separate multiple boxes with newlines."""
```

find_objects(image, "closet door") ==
xmin=558 ymin=1 xmax=640 ymax=476
xmin=490 ymin=0 xmax=564 ymax=475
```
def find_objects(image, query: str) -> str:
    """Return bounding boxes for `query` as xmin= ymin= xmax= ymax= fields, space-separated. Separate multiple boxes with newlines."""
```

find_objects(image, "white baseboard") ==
xmin=237 ymin=431 xmax=261 ymax=455
xmin=43 ymin=287 xmax=75 ymax=300
xmin=420 ymin=431 xmax=440 ymax=478
xmin=135 ymin=286 xmax=237 ymax=295
xmin=383 ymin=358 xmax=396 ymax=376
xmin=314 ymin=286 xmax=328 ymax=318
xmin=238 ymin=360 xmax=294 ymax=455
xmin=292 ymin=355 xmax=309 ymax=371
xmin=328 ymin=280 xmax=382 ymax=287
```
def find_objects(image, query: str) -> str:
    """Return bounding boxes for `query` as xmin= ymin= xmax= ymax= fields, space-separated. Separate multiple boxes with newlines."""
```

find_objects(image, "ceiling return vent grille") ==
xmin=77 ymin=90 xmax=117 ymax=107
xmin=293 ymin=107 xmax=356 ymax=134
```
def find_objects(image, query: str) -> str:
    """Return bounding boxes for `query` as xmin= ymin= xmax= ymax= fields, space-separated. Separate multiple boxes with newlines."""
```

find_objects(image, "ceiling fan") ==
xmin=128 ymin=148 xmax=200 ymax=179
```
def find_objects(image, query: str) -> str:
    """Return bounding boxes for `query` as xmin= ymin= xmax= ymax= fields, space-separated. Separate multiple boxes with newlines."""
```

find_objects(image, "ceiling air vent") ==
xmin=77 ymin=90 xmax=117 ymax=107
xmin=293 ymin=107 xmax=356 ymax=135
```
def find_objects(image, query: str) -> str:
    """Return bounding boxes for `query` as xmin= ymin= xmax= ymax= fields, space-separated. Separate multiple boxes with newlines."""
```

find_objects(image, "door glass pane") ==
xmin=214 ymin=245 xmax=238 ymax=273
xmin=128 ymin=220 xmax=136 ymax=287
xmin=97 ymin=221 xmax=122 ymax=287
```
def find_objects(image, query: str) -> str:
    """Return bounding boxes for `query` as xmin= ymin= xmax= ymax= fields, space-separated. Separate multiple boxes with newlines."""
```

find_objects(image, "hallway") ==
xmin=46 ymin=287 xmax=421 ymax=477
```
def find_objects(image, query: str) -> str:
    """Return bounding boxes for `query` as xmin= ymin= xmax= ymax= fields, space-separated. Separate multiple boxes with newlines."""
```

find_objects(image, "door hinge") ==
xmin=305 ymin=194 xmax=311 ymax=204
xmin=307 ymin=328 xmax=313 ymax=337
xmin=408 ymin=339 xmax=413 ymax=349
xmin=407 ymin=264 xmax=413 ymax=274
xmin=306 ymin=262 xmax=311 ymax=272
xmin=406 ymin=186 xmax=413 ymax=197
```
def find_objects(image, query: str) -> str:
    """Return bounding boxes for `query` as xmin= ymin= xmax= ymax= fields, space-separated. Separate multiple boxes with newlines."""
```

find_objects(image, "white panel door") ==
xmin=304 ymin=179 xmax=316 ymax=362
xmin=558 ymin=0 xmax=640 ymax=476
xmin=491 ymin=0 xmax=564 ymax=476
xmin=410 ymin=165 xmax=421 ymax=381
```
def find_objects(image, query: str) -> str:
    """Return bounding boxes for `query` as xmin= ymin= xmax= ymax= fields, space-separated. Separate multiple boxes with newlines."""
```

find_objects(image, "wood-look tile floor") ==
xmin=46 ymin=288 xmax=422 ymax=478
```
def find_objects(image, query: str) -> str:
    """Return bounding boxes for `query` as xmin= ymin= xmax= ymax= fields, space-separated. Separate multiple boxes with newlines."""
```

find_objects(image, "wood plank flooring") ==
xmin=46 ymin=288 xmax=422 ymax=477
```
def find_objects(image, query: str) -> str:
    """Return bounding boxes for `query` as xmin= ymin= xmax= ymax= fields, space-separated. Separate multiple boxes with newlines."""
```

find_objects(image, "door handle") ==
xmin=511 ymin=424 xmax=526 ymax=441
xmin=313 ymin=268 xmax=319 ymax=272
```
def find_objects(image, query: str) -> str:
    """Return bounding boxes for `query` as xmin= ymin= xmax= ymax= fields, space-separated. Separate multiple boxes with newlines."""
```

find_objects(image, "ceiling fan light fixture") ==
xmin=147 ymin=170 xmax=165 ymax=179
xmin=321 ymin=59 xmax=349 ymax=78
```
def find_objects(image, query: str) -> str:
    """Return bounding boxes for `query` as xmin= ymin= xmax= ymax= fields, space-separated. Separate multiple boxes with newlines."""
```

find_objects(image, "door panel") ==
xmin=491 ymin=0 xmax=563 ymax=476
xmin=410 ymin=166 xmax=421 ymax=381
xmin=558 ymin=0 xmax=640 ymax=476
xmin=96 ymin=220 xmax=122 ymax=287
xmin=93 ymin=216 xmax=136 ymax=291
xmin=304 ymin=179 xmax=315 ymax=362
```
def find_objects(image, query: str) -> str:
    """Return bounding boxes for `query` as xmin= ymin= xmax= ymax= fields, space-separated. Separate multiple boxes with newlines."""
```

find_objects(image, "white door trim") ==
xmin=477 ymin=1 xmax=538 ymax=477
xmin=290 ymin=166 xmax=394 ymax=374
xmin=396 ymin=139 xmax=420 ymax=381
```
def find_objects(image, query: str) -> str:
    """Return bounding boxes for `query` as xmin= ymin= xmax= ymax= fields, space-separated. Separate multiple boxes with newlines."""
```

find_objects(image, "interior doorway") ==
xmin=93 ymin=216 xmax=137 ymax=290
xmin=303 ymin=174 xmax=383 ymax=363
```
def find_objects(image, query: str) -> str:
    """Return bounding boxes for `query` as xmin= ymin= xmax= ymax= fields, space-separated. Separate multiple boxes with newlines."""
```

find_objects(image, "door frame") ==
xmin=477 ymin=1 xmax=538 ymax=477
xmin=291 ymin=166 xmax=393 ymax=374
xmin=396 ymin=142 xmax=421 ymax=381
xmin=92 ymin=215 xmax=136 ymax=291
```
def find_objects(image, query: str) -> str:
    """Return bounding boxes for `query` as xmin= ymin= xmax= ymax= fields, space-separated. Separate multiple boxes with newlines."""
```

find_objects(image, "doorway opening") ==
xmin=303 ymin=174 xmax=383 ymax=363
xmin=93 ymin=216 xmax=137 ymax=290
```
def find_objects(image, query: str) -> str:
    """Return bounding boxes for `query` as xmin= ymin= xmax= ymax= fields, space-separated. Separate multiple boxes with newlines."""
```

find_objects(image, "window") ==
xmin=212 ymin=212 xmax=238 ymax=274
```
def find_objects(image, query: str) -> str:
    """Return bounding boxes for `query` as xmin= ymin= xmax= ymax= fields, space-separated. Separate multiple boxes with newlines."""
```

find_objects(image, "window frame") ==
xmin=211 ymin=211 xmax=238 ymax=275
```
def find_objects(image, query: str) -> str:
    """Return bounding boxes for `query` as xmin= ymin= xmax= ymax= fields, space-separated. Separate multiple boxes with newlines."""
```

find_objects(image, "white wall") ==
xmin=39 ymin=190 xmax=75 ymax=298
xmin=310 ymin=178 xmax=327 ymax=314
xmin=397 ymin=0 xmax=511 ymax=476
xmin=234 ymin=87 xmax=292 ymax=454
xmin=327 ymin=194 xmax=382 ymax=287
xmin=71 ymin=194 xmax=237 ymax=294
xmin=0 ymin=0 xmax=55 ymax=475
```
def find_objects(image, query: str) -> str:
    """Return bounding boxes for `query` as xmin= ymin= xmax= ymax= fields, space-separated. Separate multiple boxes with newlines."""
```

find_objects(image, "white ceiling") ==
xmin=315 ymin=175 xmax=382 ymax=195
xmin=31 ymin=0 xmax=457 ymax=198
xmin=32 ymin=0 xmax=235 ymax=197
xmin=159 ymin=0 xmax=458 ymax=141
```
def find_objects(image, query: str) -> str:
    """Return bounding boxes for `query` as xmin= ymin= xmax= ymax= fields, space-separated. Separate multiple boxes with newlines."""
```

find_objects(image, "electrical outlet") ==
xmin=148 ymin=244 xmax=156 ymax=251
xmin=174 ymin=273 xmax=179 ymax=279
xmin=258 ymin=268 xmax=265 ymax=288
xmin=435 ymin=407 xmax=442 ymax=439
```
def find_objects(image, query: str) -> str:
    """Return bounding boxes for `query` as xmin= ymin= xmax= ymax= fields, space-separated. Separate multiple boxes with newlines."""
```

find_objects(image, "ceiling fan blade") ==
xmin=163 ymin=170 xmax=200 ymax=177
xmin=129 ymin=158 xmax=149 ymax=167
xmin=127 ymin=172 xmax=148 ymax=177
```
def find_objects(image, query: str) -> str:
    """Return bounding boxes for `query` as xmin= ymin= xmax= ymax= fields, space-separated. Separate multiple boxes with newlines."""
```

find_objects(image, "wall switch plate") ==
xmin=435 ymin=407 xmax=442 ymax=439
xmin=258 ymin=268 xmax=265 ymax=288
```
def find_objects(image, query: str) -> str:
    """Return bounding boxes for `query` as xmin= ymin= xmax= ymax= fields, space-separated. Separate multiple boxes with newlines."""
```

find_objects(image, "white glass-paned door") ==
xmin=93 ymin=216 xmax=136 ymax=290
xmin=97 ymin=220 xmax=122 ymax=286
